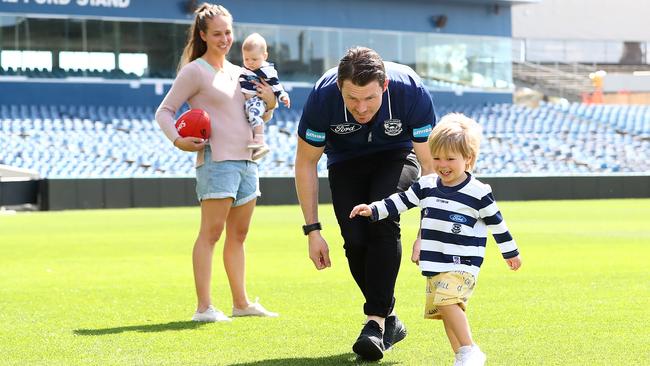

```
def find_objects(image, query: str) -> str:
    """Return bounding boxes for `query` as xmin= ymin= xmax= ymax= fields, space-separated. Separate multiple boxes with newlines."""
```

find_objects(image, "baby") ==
xmin=239 ymin=32 xmax=290 ymax=160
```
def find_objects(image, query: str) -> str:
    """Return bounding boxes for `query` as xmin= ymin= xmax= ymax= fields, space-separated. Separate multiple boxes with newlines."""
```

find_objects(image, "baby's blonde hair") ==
xmin=427 ymin=113 xmax=482 ymax=171
xmin=242 ymin=32 xmax=267 ymax=53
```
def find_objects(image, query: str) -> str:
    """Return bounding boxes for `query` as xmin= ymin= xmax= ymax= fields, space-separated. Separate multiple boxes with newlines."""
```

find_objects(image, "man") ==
xmin=295 ymin=47 xmax=435 ymax=360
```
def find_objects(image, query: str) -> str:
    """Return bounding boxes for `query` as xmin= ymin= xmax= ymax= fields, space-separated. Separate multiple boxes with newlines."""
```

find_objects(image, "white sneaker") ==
xmin=456 ymin=346 xmax=471 ymax=366
xmin=191 ymin=305 xmax=232 ymax=322
xmin=453 ymin=350 xmax=463 ymax=366
xmin=459 ymin=345 xmax=486 ymax=366
xmin=232 ymin=297 xmax=279 ymax=317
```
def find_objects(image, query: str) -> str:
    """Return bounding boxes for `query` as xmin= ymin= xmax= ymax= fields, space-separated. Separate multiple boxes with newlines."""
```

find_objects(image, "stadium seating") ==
xmin=0 ymin=66 xmax=140 ymax=79
xmin=1 ymin=102 xmax=648 ymax=178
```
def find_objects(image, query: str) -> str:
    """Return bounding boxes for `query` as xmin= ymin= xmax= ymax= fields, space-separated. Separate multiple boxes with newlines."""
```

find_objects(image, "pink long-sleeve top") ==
xmin=155 ymin=58 xmax=253 ymax=166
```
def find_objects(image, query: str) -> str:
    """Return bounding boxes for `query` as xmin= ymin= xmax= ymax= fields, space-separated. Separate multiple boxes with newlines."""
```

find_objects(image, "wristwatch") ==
xmin=302 ymin=222 xmax=322 ymax=235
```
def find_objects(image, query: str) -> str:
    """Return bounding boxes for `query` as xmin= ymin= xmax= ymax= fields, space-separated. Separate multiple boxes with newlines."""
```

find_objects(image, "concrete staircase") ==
xmin=513 ymin=61 xmax=593 ymax=101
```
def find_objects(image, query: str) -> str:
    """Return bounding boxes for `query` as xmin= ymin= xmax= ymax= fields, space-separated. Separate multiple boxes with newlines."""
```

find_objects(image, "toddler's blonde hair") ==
xmin=427 ymin=113 xmax=482 ymax=171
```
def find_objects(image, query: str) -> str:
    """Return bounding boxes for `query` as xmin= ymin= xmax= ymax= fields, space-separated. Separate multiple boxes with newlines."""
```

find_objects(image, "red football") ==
xmin=175 ymin=109 xmax=211 ymax=139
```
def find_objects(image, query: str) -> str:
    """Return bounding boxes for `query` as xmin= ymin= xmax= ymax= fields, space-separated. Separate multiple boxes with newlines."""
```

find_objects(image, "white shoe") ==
xmin=191 ymin=305 xmax=232 ymax=322
xmin=456 ymin=346 xmax=471 ymax=366
xmin=458 ymin=345 xmax=486 ymax=366
xmin=453 ymin=350 xmax=463 ymax=366
xmin=232 ymin=297 xmax=279 ymax=317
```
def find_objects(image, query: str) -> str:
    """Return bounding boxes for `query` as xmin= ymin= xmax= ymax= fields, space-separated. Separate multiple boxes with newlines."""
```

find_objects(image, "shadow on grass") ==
xmin=228 ymin=353 xmax=398 ymax=365
xmin=74 ymin=321 xmax=205 ymax=335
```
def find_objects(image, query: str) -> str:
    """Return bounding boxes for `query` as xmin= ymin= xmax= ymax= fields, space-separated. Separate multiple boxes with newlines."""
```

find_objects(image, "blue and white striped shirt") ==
xmin=239 ymin=61 xmax=288 ymax=101
xmin=369 ymin=173 xmax=519 ymax=279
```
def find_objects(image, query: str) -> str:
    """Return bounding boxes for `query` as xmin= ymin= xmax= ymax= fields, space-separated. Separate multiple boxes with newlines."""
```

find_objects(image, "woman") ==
xmin=155 ymin=3 xmax=278 ymax=322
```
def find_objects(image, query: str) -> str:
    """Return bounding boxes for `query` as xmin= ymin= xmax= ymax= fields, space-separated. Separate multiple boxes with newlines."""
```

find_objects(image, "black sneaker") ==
xmin=352 ymin=320 xmax=385 ymax=361
xmin=383 ymin=315 xmax=407 ymax=350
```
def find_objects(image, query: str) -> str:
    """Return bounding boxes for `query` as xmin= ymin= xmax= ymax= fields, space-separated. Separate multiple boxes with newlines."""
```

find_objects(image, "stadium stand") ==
xmin=0 ymin=66 xmax=153 ymax=80
xmin=1 ymin=0 xmax=648 ymax=210
xmin=2 ymin=103 xmax=648 ymax=179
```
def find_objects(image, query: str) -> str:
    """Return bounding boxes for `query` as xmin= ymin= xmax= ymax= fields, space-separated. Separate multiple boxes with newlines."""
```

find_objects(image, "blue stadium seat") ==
xmin=2 ymin=102 xmax=649 ymax=178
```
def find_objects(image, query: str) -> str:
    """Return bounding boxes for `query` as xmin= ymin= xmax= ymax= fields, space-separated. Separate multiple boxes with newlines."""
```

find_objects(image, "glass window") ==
xmin=63 ymin=18 xmax=84 ymax=52
xmin=564 ymin=41 xmax=603 ymax=63
xmin=305 ymin=29 xmax=329 ymax=80
xmin=141 ymin=22 xmax=183 ymax=78
xmin=60 ymin=51 xmax=114 ymax=71
xmin=119 ymin=53 xmax=148 ymax=76
xmin=276 ymin=27 xmax=313 ymax=81
xmin=59 ymin=51 xmax=81 ymax=69
xmin=86 ymin=19 xmax=117 ymax=53
xmin=525 ymin=39 xmax=565 ymax=63
xmin=422 ymin=35 xmax=470 ymax=85
xmin=366 ymin=31 xmax=400 ymax=64
xmin=339 ymin=28 xmax=369 ymax=55
xmin=511 ymin=38 xmax=525 ymax=63
xmin=0 ymin=16 xmax=21 ymax=50
xmin=0 ymin=15 xmax=515 ymax=90
xmin=1 ymin=50 xmax=52 ymax=70
xmin=116 ymin=21 xmax=142 ymax=54
xmin=399 ymin=32 xmax=418 ymax=71
xmin=467 ymin=37 xmax=512 ymax=89
xmin=324 ymin=30 xmax=342 ymax=72
xmin=0 ymin=50 xmax=20 ymax=69
xmin=605 ymin=41 xmax=624 ymax=64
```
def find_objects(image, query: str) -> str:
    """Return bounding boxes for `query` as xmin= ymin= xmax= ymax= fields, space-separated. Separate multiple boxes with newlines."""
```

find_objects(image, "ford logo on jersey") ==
xmin=449 ymin=214 xmax=467 ymax=223
xmin=330 ymin=123 xmax=362 ymax=134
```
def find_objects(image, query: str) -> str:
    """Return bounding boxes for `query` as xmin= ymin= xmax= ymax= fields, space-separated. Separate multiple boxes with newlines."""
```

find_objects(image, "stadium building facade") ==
xmin=0 ymin=0 xmax=537 ymax=106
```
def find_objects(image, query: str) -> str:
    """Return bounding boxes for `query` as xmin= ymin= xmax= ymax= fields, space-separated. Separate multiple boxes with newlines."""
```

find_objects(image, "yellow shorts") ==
xmin=424 ymin=271 xmax=476 ymax=320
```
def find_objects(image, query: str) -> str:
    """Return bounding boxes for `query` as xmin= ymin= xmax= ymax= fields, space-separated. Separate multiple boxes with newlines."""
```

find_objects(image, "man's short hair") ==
xmin=337 ymin=47 xmax=386 ymax=87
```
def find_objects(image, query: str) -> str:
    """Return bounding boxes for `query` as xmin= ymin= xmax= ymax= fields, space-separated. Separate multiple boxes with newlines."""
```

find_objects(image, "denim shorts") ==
xmin=195 ymin=146 xmax=260 ymax=206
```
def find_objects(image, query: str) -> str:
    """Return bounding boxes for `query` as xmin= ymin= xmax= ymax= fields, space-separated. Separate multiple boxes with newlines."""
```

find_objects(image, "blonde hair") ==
xmin=242 ymin=33 xmax=268 ymax=54
xmin=427 ymin=113 xmax=482 ymax=171
xmin=178 ymin=3 xmax=232 ymax=71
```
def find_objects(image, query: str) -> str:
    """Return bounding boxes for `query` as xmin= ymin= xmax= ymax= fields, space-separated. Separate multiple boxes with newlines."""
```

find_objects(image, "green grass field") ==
xmin=1 ymin=199 xmax=649 ymax=365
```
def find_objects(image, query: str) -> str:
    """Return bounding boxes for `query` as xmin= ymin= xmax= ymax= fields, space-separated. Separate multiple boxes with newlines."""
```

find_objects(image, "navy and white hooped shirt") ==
xmin=368 ymin=173 xmax=519 ymax=280
xmin=298 ymin=62 xmax=435 ymax=166
xmin=239 ymin=61 xmax=288 ymax=101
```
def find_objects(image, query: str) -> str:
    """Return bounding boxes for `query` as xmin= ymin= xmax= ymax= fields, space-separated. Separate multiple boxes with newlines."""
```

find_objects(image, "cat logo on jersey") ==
xmin=383 ymin=119 xmax=402 ymax=136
